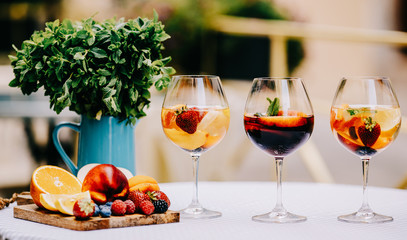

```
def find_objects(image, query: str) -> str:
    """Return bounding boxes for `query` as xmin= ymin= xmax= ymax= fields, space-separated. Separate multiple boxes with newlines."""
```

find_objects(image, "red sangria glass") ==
xmin=244 ymin=77 xmax=314 ymax=223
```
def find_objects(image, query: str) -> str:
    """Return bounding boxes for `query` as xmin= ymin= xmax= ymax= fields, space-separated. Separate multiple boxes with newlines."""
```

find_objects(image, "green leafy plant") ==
xmin=9 ymin=12 xmax=175 ymax=125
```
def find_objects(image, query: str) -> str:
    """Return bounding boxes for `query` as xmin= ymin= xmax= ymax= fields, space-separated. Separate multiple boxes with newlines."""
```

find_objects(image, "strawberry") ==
xmin=175 ymin=107 xmax=201 ymax=134
xmin=357 ymin=117 xmax=381 ymax=147
xmin=139 ymin=200 xmax=155 ymax=215
xmin=128 ymin=190 xmax=150 ymax=211
xmin=148 ymin=191 xmax=171 ymax=208
xmin=73 ymin=198 xmax=95 ymax=220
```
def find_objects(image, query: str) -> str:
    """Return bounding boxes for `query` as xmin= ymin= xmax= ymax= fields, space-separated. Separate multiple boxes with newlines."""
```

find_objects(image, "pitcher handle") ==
xmin=52 ymin=122 xmax=80 ymax=175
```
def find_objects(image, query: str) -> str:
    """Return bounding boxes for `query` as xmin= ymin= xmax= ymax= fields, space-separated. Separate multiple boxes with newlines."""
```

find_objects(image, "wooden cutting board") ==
xmin=14 ymin=204 xmax=180 ymax=231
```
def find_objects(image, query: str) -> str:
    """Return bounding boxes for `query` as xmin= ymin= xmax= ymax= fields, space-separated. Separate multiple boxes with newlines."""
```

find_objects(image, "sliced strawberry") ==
xmin=175 ymin=108 xmax=201 ymax=134
xmin=357 ymin=117 xmax=381 ymax=147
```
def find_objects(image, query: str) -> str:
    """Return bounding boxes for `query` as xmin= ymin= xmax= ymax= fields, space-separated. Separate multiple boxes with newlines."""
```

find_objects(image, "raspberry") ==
xmin=128 ymin=190 xmax=150 ymax=210
xmin=124 ymin=200 xmax=136 ymax=214
xmin=111 ymin=200 xmax=126 ymax=216
xmin=139 ymin=200 xmax=154 ymax=215
xmin=152 ymin=200 xmax=168 ymax=213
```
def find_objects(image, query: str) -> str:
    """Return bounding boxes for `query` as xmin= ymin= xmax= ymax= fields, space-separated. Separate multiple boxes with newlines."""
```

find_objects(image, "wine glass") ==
xmin=244 ymin=77 xmax=314 ymax=223
xmin=161 ymin=75 xmax=230 ymax=219
xmin=330 ymin=76 xmax=401 ymax=223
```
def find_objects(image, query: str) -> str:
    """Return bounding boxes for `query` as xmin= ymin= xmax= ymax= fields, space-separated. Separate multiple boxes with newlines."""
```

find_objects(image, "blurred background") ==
xmin=1 ymin=0 xmax=407 ymax=197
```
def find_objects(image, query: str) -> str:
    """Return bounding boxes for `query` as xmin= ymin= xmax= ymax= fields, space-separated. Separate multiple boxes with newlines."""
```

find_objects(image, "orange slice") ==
xmin=259 ymin=115 xmax=307 ymax=128
xmin=55 ymin=191 xmax=91 ymax=215
xmin=30 ymin=165 xmax=82 ymax=208
xmin=40 ymin=193 xmax=69 ymax=212
xmin=163 ymin=128 xmax=207 ymax=150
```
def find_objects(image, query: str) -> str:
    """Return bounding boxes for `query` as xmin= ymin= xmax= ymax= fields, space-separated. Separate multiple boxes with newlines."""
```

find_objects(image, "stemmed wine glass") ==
xmin=244 ymin=77 xmax=314 ymax=223
xmin=330 ymin=76 xmax=401 ymax=223
xmin=161 ymin=75 xmax=230 ymax=219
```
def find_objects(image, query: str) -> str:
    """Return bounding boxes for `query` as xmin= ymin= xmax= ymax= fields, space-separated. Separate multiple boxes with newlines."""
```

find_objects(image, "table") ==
xmin=0 ymin=181 xmax=406 ymax=240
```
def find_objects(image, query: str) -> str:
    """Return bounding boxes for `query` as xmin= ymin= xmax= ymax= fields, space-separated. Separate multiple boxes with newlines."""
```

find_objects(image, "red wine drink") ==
xmin=244 ymin=114 xmax=314 ymax=156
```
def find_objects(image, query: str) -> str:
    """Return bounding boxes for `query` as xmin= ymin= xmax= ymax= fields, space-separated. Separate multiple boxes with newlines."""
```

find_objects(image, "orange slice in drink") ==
xmin=163 ymin=128 xmax=207 ymax=150
xmin=30 ymin=165 xmax=82 ymax=208
xmin=259 ymin=115 xmax=307 ymax=128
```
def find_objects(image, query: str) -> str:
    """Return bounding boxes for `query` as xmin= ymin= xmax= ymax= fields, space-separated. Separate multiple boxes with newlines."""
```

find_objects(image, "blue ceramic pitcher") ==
xmin=52 ymin=115 xmax=136 ymax=176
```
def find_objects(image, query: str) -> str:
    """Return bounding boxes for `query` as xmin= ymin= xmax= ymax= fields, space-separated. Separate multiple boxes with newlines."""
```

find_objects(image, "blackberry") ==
xmin=152 ymin=200 xmax=168 ymax=213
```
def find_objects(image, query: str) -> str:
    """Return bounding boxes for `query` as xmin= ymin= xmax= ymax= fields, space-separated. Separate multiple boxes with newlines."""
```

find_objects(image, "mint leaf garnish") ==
xmin=347 ymin=109 xmax=360 ymax=116
xmin=8 ymin=14 xmax=175 ymax=125
xmin=266 ymin=97 xmax=280 ymax=116
xmin=347 ymin=108 xmax=377 ymax=116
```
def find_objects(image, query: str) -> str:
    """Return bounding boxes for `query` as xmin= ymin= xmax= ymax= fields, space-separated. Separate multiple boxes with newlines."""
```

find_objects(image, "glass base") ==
xmin=180 ymin=206 xmax=222 ymax=219
xmin=338 ymin=211 xmax=393 ymax=223
xmin=252 ymin=211 xmax=307 ymax=223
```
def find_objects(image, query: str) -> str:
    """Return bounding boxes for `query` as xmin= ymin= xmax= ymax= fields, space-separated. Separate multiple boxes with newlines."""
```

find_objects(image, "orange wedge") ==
xmin=55 ymin=191 xmax=91 ymax=215
xmin=259 ymin=115 xmax=307 ymax=128
xmin=30 ymin=165 xmax=82 ymax=208
xmin=40 ymin=193 xmax=69 ymax=212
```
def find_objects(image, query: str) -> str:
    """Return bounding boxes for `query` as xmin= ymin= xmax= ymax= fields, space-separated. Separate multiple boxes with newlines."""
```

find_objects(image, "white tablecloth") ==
xmin=0 ymin=181 xmax=406 ymax=240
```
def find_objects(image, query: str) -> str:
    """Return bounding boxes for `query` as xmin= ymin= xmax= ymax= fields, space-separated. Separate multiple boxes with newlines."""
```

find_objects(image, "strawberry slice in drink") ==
xmin=357 ymin=117 xmax=381 ymax=147
xmin=175 ymin=106 xmax=207 ymax=134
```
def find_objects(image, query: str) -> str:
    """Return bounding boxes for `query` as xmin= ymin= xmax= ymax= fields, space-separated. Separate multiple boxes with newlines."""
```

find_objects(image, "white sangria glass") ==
xmin=330 ymin=76 xmax=401 ymax=223
xmin=161 ymin=75 xmax=230 ymax=219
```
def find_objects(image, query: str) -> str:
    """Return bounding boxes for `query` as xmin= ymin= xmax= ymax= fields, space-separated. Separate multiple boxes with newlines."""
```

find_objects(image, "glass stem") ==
xmin=359 ymin=157 xmax=372 ymax=214
xmin=191 ymin=154 xmax=201 ymax=207
xmin=274 ymin=157 xmax=286 ymax=214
